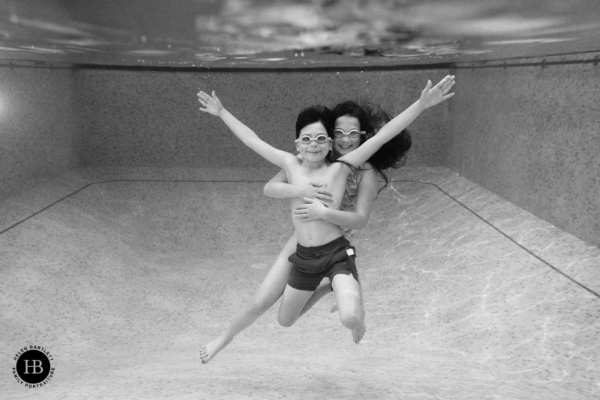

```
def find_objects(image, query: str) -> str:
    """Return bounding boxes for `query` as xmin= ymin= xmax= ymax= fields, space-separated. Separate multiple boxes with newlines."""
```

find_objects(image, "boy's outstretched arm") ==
xmin=198 ymin=90 xmax=292 ymax=168
xmin=341 ymin=75 xmax=455 ymax=168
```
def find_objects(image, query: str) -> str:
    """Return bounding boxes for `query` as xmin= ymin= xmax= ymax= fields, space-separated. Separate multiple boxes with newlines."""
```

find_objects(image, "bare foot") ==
xmin=352 ymin=324 xmax=366 ymax=344
xmin=330 ymin=304 xmax=338 ymax=313
xmin=200 ymin=336 xmax=232 ymax=364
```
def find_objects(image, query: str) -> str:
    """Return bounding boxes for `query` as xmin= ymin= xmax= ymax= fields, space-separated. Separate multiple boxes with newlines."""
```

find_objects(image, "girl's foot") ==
xmin=352 ymin=324 xmax=366 ymax=344
xmin=199 ymin=336 xmax=232 ymax=364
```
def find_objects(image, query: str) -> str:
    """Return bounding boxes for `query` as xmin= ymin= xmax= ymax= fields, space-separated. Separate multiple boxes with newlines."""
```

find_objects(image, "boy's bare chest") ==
xmin=288 ymin=164 xmax=347 ymax=200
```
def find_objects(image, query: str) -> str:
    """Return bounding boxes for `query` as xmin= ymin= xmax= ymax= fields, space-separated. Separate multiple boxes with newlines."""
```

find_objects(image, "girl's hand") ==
xmin=198 ymin=90 xmax=224 ymax=116
xmin=419 ymin=75 xmax=455 ymax=109
xmin=300 ymin=184 xmax=333 ymax=207
xmin=294 ymin=197 xmax=328 ymax=222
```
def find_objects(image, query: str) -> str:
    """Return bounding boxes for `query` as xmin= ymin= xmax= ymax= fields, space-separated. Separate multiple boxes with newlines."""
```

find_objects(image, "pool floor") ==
xmin=1 ymin=167 xmax=599 ymax=399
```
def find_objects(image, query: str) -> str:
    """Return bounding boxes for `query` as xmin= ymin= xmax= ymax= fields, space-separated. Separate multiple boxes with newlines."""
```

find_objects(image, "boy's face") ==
xmin=295 ymin=121 xmax=332 ymax=162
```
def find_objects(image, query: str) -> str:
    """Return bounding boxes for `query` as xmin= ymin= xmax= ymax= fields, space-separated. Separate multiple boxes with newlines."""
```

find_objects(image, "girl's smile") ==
xmin=333 ymin=115 xmax=362 ymax=157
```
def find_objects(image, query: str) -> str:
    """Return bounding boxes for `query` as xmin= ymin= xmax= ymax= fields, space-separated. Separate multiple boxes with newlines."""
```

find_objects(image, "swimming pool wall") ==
xmin=0 ymin=66 xmax=80 ymax=201
xmin=72 ymin=68 xmax=449 ymax=169
xmin=447 ymin=56 xmax=599 ymax=252
xmin=0 ymin=55 xmax=598 ymax=248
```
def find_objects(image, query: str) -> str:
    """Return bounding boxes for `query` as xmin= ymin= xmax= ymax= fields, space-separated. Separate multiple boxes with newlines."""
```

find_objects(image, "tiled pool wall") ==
xmin=448 ymin=58 xmax=599 ymax=249
xmin=73 ymin=68 xmax=449 ymax=168
xmin=0 ymin=56 xmax=598 ymax=248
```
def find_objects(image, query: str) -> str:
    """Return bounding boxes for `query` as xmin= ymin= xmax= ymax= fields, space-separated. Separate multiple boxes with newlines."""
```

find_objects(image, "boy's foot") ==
xmin=352 ymin=324 xmax=366 ymax=344
xmin=200 ymin=336 xmax=232 ymax=364
xmin=330 ymin=304 xmax=338 ymax=313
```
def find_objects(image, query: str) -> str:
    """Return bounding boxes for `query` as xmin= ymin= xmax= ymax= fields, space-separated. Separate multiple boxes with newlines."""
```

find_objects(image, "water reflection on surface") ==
xmin=0 ymin=0 xmax=599 ymax=67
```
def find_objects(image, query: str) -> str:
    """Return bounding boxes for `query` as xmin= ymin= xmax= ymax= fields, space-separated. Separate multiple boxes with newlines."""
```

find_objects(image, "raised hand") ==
xmin=419 ymin=75 xmax=456 ymax=109
xmin=197 ymin=90 xmax=224 ymax=116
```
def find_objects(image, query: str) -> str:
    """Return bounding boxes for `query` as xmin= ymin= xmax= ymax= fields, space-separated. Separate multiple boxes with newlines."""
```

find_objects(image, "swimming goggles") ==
xmin=333 ymin=129 xmax=366 ymax=138
xmin=295 ymin=134 xmax=332 ymax=145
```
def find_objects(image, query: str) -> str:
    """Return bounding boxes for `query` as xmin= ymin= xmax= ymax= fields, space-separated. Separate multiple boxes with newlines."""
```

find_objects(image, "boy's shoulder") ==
xmin=285 ymin=154 xmax=308 ymax=171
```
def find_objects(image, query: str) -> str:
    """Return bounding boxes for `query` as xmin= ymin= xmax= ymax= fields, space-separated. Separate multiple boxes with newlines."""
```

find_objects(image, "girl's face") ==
xmin=332 ymin=115 xmax=361 ymax=158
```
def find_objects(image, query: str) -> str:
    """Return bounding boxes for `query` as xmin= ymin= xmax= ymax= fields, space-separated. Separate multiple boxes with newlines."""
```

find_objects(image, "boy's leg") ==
xmin=331 ymin=261 xmax=364 ymax=313
xmin=278 ymin=284 xmax=315 ymax=327
xmin=331 ymin=273 xmax=366 ymax=344
xmin=299 ymin=278 xmax=332 ymax=317
xmin=200 ymin=233 xmax=297 ymax=364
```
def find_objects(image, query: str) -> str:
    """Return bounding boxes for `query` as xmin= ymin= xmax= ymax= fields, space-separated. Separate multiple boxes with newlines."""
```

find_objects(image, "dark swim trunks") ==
xmin=288 ymin=236 xmax=358 ymax=292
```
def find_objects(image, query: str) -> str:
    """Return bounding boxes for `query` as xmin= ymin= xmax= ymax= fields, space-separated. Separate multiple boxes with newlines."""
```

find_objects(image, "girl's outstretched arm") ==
xmin=198 ymin=90 xmax=293 ymax=168
xmin=340 ymin=75 xmax=455 ymax=168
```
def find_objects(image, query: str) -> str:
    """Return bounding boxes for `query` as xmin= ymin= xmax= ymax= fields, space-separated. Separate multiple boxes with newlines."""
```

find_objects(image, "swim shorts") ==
xmin=287 ymin=236 xmax=358 ymax=291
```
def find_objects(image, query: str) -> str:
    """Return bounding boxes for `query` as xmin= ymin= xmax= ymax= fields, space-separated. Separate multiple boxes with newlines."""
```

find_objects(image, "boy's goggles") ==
xmin=295 ymin=135 xmax=332 ymax=144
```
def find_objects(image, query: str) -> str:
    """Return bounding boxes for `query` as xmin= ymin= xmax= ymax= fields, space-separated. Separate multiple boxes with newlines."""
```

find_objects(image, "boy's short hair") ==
xmin=295 ymin=105 xmax=334 ymax=138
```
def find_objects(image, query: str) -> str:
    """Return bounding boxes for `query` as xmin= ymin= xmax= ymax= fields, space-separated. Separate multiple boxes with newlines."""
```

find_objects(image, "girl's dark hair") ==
xmin=331 ymin=100 xmax=412 ymax=193
xmin=295 ymin=105 xmax=334 ymax=138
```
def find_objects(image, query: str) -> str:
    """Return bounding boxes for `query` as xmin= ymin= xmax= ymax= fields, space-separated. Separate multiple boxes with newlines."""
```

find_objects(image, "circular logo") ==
xmin=13 ymin=347 xmax=55 ymax=388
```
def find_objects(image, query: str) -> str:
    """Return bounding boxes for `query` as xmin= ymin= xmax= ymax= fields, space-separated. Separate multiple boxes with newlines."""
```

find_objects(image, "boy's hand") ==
xmin=418 ymin=75 xmax=455 ymax=109
xmin=294 ymin=197 xmax=328 ymax=221
xmin=300 ymin=184 xmax=333 ymax=207
xmin=198 ymin=90 xmax=224 ymax=116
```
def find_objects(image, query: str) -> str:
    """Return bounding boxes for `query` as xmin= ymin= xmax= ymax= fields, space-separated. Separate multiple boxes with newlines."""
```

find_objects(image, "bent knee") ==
xmin=277 ymin=314 xmax=297 ymax=328
xmin=336 ymin=294 xmax=363 ymax=328
xmin=339 ymin=312 xmax=361 ymax=329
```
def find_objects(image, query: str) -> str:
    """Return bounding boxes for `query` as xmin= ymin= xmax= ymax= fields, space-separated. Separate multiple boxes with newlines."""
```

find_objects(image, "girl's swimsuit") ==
xmin=341 ymin=164 xmax=363 ymax=239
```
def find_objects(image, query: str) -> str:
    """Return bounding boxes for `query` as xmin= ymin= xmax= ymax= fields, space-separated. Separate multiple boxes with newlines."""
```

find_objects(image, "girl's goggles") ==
xmin=333 ymin=129 xmax=366 ymax=138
